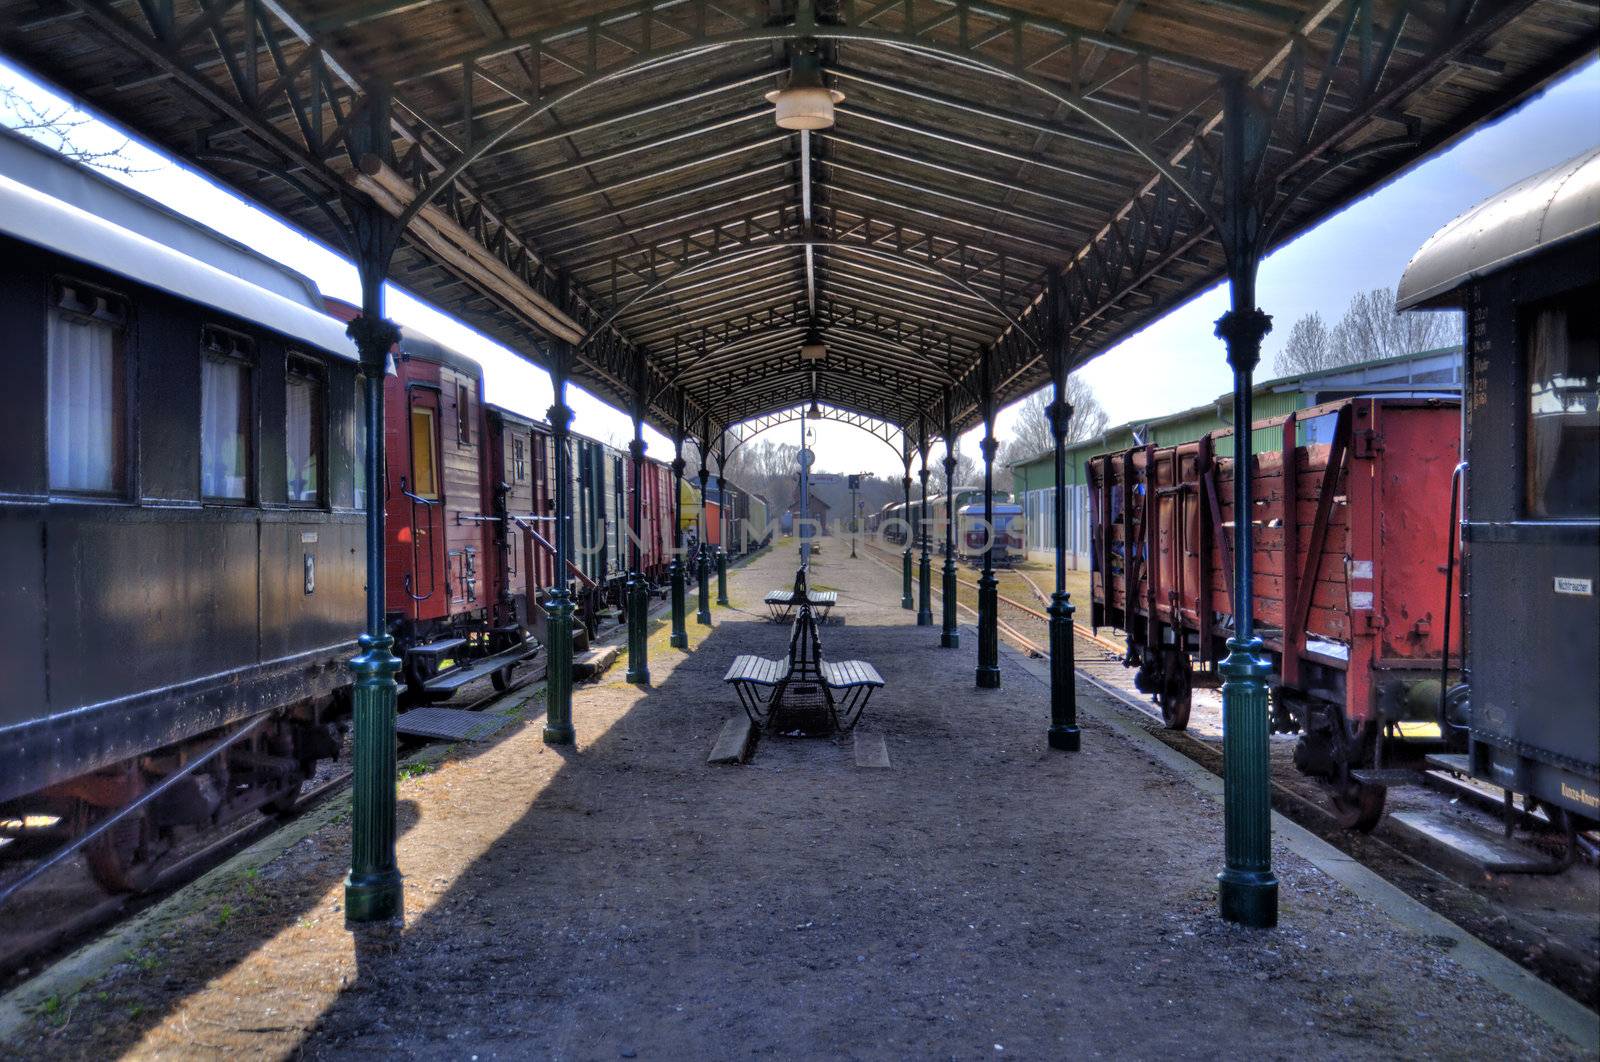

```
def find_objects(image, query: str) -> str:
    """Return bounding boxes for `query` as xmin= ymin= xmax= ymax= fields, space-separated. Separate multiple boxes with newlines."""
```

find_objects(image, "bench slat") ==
xmin=820 ymin=659 xmax=883 ymax=689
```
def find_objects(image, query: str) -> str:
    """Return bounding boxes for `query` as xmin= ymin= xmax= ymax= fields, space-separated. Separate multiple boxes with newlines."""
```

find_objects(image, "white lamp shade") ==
xmin=800 ymin=338 xmax=828 ymax=360
xmin=765 ymin=85 xmax=844 ymax=131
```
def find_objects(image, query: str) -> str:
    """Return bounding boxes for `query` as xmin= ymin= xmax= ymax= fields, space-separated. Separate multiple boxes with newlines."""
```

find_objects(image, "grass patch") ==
xmin=398 ymin=758 xmax=439 ymax=782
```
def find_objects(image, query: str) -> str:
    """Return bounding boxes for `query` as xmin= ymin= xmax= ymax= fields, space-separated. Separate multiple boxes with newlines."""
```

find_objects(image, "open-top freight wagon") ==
xmin=1089 ymin=396 xmax=1461 ymax=829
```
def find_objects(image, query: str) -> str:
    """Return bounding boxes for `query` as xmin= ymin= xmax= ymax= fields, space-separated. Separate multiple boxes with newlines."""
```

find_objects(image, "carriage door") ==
xmin=611 ymin=453 xmax=626 ymax=576
xmin=404 ymin=386 xmax=444 ymax=618
xmin=442 ymin=375 xmax=478 ymax=611
xmin=531 ymin=431 xmax=553 ymax=589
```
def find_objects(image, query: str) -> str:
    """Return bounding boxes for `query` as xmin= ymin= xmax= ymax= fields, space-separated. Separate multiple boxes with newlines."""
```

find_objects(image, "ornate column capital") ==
xmin=346 ymin=315 xmax=400 ymax=373
xmin=979 ymin=435 xmax=999 ymax=462
xmin=1214 ymin=307 xmax=1273 ymax=374
xmin=671 ymin=456 xmax=686 ymax=477
xmin=628 ymin=438 xmax=646 ymax=460
xmin=1046 ymin=399 xmax=1074 ymax=440
xmin=546 ymin=401 xmax=574 ymax=434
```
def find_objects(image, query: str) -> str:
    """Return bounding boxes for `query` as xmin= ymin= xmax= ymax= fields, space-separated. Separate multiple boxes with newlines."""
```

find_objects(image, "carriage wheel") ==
xmin=1154 ymin=649 xmax=1192 ymax=731
xmin=84 ymin=806 xmax=164 ymax=894
xmin=1329 ymin=779 xmax=1386 ymax=833
xmin=492 ymin=662 xmax=517 ymax=692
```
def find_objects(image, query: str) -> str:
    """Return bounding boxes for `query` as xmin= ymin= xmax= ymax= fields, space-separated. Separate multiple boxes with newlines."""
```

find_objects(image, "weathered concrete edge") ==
xmin=0 ymin=784 xmax=350 ymax=1047
xmin=708 ymin=714 xmax=756 ymax=765
xmin=853 ymin=731 xmax=891 ymax=769
xmin=0 ymin=688 xmax=540 ymax=1047
xmin=1004 ymin=644 xmax=1598 ymax=1053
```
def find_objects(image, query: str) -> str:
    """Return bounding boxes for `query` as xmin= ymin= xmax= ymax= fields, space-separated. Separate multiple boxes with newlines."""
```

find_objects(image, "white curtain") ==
xmin=286 ymin=375 xmax=319 ymax=502
xmin=201 ymin=358 xmax=249 ymax=499
xmin=47 ymin=310 xmax=117 ymax=493
xmin=1526 ymin=308 xmax=1568 ymax=517
xmin=352 ymin=377 xmax=368 ymax=510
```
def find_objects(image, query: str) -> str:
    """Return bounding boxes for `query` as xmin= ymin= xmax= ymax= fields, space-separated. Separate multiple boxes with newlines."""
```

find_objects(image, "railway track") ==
xmin=0 ymin=670 xmax=541 ymax=988
xmin=859 ymin=542 xmax=1597 ymax=1008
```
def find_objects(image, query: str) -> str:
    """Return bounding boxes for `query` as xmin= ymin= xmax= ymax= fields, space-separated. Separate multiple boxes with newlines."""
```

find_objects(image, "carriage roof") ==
xmin=1398 ymin=147 xmax=1600 ymax=310
xmin=0 ymin=131 xmax=356 ymax=360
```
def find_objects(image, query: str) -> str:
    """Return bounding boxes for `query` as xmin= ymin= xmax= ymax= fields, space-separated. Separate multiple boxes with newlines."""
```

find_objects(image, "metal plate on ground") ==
xmin=396 ymin=707 xmax=513 ymax=743
xmin=1389 ymin=810 xmax=1553 ymax=872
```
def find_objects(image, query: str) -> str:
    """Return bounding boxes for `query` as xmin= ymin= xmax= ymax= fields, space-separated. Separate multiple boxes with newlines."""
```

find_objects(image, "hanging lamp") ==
xmin=800 ymin=321 xmax=827 ymax=361
xmin=765 ymin=48 xmax=844 ymax=131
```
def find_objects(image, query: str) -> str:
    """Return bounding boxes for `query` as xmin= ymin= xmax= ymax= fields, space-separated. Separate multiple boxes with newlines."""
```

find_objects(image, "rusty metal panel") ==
xmin=395 ymin=707 xmax=512 ymax=744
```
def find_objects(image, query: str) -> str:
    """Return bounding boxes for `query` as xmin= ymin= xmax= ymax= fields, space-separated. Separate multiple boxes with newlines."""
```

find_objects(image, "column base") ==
xmin=940 ymin=631 xmax=960 ymax=648
xmin=916 ymin=613 xmax=934 ymax=627
xmin=669 ymin=562 xmax=688 ymax=649
xmin=1218 ymin=869 xmax=1279 ymax=928
xmin=975 ymin=666 xmax=1001 ymax=689
xmin=1047 ymin=725 xmax=1081 ymax=751
xmin=697 ymin=559 xmax=713 ymax=625
xmin=344 ymin=870 xmax=403 ymax=924
xmin=543 ymin=722 xmax=576 ymax=745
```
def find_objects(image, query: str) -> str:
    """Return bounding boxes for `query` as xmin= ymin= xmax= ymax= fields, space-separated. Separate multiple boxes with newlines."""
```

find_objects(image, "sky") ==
xmin=2 ymin=54 xmax=1596 ymax=479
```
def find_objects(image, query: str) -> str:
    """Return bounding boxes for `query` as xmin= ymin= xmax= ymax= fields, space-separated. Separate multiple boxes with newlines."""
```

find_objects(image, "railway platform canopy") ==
xmin=2 ymin=0 xmax=1594 ymax=938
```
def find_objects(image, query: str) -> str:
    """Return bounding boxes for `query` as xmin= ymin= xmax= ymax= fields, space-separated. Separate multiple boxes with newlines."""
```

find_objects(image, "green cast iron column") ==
xmin=624 ymin=429 xmax=650 ymax=685
xmin=344 ymin=311 xmax=404 ymax=924
xmin=669 ymin=444 xmax=688 ymax=648
xmin=1216 ymin=305 xmax=1277 ymax=928
xmin=1214 ymin=77 xmax=1277 ymax=929
xmin=1046 ymin=374 xmax=1080 ymax=750
xmin=976 ymin=350 xmax=1001 ymax=690
xmin=543 ymin=349 xmax=577 ymax=746
xmin=696 ymin=461 xmax=713 ymax=625
xmin=715 ymin=472 xmax=730 ymax=607
xmin=940 ymin=391 xmax=959 ymax=647
xmin=916 ymin=445 xmax=934 ymax=627
xmin=900 ymin=456 xmax=914 ymax=610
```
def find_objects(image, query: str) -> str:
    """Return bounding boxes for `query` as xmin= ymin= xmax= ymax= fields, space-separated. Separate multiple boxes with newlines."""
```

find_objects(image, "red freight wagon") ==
xmin=703 ymin=498 xmax=724 ymax=549
xmin=1089 ymin=397 xmax=1461 ymax=829
xmin=624 ymin=452 xmax=676 ymax=581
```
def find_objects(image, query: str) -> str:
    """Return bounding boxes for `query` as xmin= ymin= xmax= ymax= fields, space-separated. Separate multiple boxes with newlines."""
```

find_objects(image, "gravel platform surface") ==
xmin=6 ymin=545 xmax=1585 ymax=1059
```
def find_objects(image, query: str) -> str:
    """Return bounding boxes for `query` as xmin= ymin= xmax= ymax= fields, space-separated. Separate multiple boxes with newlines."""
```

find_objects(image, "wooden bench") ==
xmin=762 ymin=587 xmax=838 ymax=623
xmin=725 ymin=571 xmax=882 ymax=733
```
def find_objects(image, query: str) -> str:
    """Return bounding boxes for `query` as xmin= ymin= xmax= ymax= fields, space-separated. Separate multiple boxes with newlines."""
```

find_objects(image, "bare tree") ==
xmin=1 ymin=84 xmax=142 ymax=173
xmin=941 ymin=449 xmax=978 ymax=492
xmin=1272 ymin=286 xmax=1460 ymax=376
xmin=1004 ymin=373 xmax=1111 ymax=464
xmin=1276 ymin=312 xmax=1334 ymax=376
xmin=1339 ymin=287 xmax=1459 ymax=360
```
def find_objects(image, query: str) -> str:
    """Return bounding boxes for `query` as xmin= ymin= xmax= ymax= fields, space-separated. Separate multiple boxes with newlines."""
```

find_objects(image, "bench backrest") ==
xmin=786 ymin=599 xmax=825 ymax=678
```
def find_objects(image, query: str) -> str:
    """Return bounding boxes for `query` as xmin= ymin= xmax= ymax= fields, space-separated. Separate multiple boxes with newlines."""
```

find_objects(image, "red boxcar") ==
xmin=624 ymin=451 xmax=676 ymax=582
xmin=1089 ymin=397 xmax=1461 ymax=829
xmin=326 ymin=300 xmax=535 ymax=696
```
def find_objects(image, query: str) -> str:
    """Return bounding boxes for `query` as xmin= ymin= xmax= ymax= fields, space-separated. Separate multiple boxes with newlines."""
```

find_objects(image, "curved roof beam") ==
xmin=722 ymin=404 xmax=907 ymax=463
xmin=582 ymin=236 xmax=1036 ymax=353
xmin=392 ymin=1 xmax=1229 ymax=235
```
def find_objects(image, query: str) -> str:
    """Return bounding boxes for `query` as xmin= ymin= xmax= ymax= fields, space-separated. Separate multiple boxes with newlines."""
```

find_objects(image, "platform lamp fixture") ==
xmin=807 ymin=371 xmax=823 ymax=420
xmin=765 ymin=46 xmax=843 ymax=131
xmin=800 ymin=320 xmax=827 ymax=361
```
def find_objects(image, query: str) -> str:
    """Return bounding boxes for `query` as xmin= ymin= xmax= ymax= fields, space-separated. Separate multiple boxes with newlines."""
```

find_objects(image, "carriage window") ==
xmin=286 ymin=360 xmax=324 ymax=504
xmin=47 ymin=282 xmax=126 ymax=494
xmin=512 ymin=436 xmax=526 ymax=481
xmin=456 ymin=383 xmax=471 ymax=446
xmin=352 ymin=375 xmax=368 ymax=510
xmin=410 ymin=405 xmax=439 ymax=499
xmin=201 ymin=351 xmax=252 ymax=500
xmin=1525 ymin=297 xmax=1599 ymax=519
